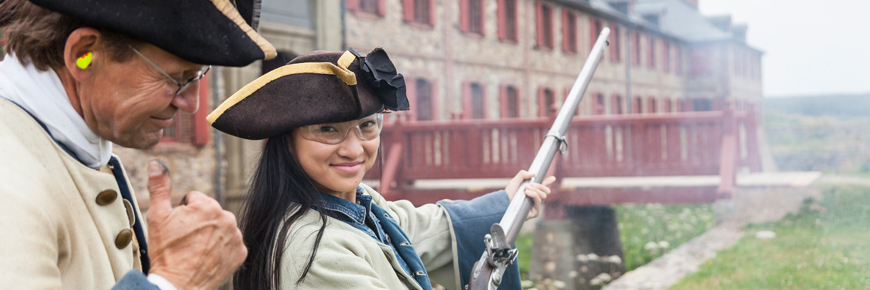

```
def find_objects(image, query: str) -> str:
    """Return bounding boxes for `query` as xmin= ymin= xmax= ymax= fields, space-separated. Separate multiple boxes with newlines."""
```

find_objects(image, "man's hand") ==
xmin=145 ymin=160 xmax=246 ymax=290
xmin=504 ymin=170 xmax=557 ymax=220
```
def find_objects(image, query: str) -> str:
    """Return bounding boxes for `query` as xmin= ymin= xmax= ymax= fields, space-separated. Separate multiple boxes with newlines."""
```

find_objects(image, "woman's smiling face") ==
xmin=290 ymin=116 xmax=381 ymax=196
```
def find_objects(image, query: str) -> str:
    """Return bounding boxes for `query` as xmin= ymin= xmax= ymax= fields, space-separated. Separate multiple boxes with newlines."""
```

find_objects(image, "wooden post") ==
xmin=380 ymin=118 xmax=404 ymax=200
xmin=716 ymin=100 xmax=737 ymax=199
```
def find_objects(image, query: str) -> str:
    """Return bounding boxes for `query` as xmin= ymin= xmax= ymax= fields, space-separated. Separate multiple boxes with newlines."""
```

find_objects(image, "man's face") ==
xmin=76 ymin=44 xmax=204 ymax=149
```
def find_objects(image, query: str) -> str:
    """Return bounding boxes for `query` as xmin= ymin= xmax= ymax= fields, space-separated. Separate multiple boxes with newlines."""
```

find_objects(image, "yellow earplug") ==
xmin=76 ymin=52 xmax=93 ymax=69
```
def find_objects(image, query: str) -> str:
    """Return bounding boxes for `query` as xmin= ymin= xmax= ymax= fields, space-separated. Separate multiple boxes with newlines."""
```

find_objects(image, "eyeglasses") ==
xmin=299 ymin=114 xmax=384 ymax=145
xmin=128 ymin=45 xmax=211 ymax=96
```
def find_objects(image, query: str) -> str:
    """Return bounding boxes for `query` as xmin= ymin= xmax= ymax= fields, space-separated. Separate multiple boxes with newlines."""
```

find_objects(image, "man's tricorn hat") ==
xmin=208 ymin=48 xmax=410 ymax=140
xmin=28 ymin=0 xmax=277 ymax=66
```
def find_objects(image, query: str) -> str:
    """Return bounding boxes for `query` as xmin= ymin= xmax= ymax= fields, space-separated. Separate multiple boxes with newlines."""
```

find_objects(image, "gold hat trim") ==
xmin=207 ymin=59 xmax=359 ymax=124
xmin=211 ymin=0 xmax=277 ymax=60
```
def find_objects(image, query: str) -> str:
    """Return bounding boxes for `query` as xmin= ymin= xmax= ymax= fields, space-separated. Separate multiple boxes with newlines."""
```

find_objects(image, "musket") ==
xmin=466 ymin=28 xmax=611 ymax=290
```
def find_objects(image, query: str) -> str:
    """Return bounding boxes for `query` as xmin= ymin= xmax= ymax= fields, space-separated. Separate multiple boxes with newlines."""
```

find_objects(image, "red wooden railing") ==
xmin=365 ymin=103 xmax=761 ymax=208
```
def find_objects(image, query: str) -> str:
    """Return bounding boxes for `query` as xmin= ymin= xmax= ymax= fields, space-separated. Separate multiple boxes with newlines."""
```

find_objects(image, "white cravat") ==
xmin=0 ymin=54 xmax=112 ymax=168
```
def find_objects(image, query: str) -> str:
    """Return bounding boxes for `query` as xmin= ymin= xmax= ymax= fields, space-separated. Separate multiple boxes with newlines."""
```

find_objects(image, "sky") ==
xmin=698 ymin=0 xmax=870 ymax=97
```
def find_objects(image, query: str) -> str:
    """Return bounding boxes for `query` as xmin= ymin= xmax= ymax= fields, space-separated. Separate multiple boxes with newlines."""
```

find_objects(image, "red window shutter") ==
xmin=499 ymin=85 xmax=508 ymax=118
xmin=347 ymin=0 xmax=359 ymax=11
xmin=406 ymin=76 xmax=418 ymax=120
xmin=462 ymin=82 xmax=472 ymax=119
xmin=561 ymin=10 xmax=569 ymax=52
xmin=377 ymin=0 xmax=386 ymax=16
xmin=478 ymin=0 xmax=486 ymax=36
xmin=535 ymin=2 xmax=544 ymax=47
xmin=402 ymin=0 xmax=414 ymax=21
xmin=428 ymin=0 xmax=436 ymax=26
xmin=537 ymin=87 xmax=545 ymax=117
xmin=460 ymin=0 xmax=470 ymax=32
xmin=497 ymin=0 xmax=506 ymax=40
xmin=193 ymin=75 xmax=210 ymax=146
xmin=648 ymin=36 xmax=655 ymax=69
xmin=589 ymin=18 xmax=598 ymax=51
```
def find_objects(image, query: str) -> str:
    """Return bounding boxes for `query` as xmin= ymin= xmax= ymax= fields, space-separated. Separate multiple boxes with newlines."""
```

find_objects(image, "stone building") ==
xmin=344 ymin=0 xmax=762 ymax=123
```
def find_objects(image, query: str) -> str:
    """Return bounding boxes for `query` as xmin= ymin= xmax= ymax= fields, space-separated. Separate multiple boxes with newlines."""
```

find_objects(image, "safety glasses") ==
xmin=299 ymin=114 xmax=384 ymax=144
xmin=129 ymin=45 xmax=210 ymax=96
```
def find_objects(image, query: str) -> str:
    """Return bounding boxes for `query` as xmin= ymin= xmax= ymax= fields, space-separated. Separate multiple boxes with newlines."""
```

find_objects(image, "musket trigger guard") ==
xmin=547 ymin=134 xmax=568 ymax=155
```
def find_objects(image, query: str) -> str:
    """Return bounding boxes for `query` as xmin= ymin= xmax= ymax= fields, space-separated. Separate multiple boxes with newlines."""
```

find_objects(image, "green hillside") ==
xmin=764 ymin=94 xmax=870 ymax=119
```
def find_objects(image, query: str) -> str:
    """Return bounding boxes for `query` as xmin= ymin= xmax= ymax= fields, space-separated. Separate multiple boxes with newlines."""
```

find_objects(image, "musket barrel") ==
xmin=499 ymin=27 xmax=610 ymax=246
xmin=467 ymin=28 xmax=611 ymax=290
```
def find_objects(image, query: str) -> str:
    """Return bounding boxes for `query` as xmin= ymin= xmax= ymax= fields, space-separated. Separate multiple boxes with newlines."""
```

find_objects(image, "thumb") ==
xmin=147 ymin=160 xmax=173 ymax=219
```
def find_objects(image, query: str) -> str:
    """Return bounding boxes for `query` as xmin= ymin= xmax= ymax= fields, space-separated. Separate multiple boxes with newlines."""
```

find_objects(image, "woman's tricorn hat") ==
xmin=29 ymin=0 xmax=276 ymax=67
xmin=208 ymin=48 xmax=410 ymax=140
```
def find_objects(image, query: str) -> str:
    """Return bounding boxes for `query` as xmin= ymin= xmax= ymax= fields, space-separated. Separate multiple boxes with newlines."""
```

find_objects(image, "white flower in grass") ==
xmin=587 ymin=253 xmax=599 ymax=261
xmin=590 ymin=278 xmax=602 ymax=286
xmin=658 ymin=241 xmax=670 ymax=249
xmin=641 ymin=228 xmax=649 ymax=234
xmin=595 ymin=273 xmax=612 ymax=282
xmin=569 ymin=271 xmax=579 ymax=278
xmin=644 ymin=242 xmax=658 ymax=252
xmin=606 ymin=255 xmax=623 ymax=264
xmin=521 ymin=280 xmax=534 ymax=288
xmin=576 ymin=254 xmax=588 ymax=262
xmin=553 ymin=280 xmax=567 ymax=289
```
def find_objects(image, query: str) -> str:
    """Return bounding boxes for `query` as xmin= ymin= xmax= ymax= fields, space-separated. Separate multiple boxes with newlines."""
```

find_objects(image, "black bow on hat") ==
xmin=349 ymin=48 xmax=410 ymax=112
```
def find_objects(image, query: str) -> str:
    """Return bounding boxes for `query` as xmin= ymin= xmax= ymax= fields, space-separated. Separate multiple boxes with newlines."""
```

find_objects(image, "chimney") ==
xmin=706 ymin=15 xmax=732 ymax=32
xmin=732 ymin=24 xmax=747 ymax=43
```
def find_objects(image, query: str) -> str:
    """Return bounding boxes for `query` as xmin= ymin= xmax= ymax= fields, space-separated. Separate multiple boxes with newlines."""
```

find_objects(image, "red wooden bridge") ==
xmin=365 ymin=102 xmax=761 ymax=220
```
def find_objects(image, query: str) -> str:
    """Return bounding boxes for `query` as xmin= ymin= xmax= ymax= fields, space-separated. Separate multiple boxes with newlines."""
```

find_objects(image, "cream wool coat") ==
xmin=0 ymin=99 xmax=145 ymax=289
xmin=278 ymin=184 xmax=467 ymax=290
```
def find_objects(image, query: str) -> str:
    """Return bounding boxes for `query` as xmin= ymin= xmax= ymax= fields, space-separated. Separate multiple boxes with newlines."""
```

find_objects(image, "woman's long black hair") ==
xmin=233 ymin=134 xmax=329 ymax=290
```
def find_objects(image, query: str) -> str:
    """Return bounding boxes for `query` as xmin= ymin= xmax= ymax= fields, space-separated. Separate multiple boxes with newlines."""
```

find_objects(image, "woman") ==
xmin=0 ymin=0 xmax=275 ymax=289
xmin=208 ymin=48 xmax=556 ymax=290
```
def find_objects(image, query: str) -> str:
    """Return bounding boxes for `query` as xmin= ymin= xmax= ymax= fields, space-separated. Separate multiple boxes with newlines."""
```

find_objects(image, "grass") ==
xmin=672 ymin=185 xmax=870 ymax=290
xmin=615 ymin=203 xmax=716 ymax=271
xmin=516 ymin=203 xmax=716 ymax=279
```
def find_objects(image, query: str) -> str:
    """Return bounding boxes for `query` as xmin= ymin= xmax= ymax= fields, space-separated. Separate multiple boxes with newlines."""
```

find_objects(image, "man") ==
xmin=0 ymin=0 xmax=277 ymax=289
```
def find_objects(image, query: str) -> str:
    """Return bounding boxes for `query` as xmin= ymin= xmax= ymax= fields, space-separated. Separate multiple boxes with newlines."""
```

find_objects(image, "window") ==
xmin=675 ymin=45 xmax=682 ymax=75
xmin=348 ymin=0 xmax=386 ymax=17
xmin=691 ymin=47 xmax=711 ymax=75
xmin=594 ymin=93 xmax=605 ymax=115
xmin=663 ymin=40 xmax=670 ymax=72
xmin=648 ymin=36 xmax=656 ymax=69
xmin=464 ymin=82 xmax=486 ymax=119
xmin=403 ymin=0 xmax=434 ymax=25
xmin=160 ymin=75 xmax=210 ymax=146
xmin=612 ymin=95 xmax=624 ymax=114
xmin=631 ymin=31 xmax=641 ymax=66
xmin=497 ymin=0 xmax=518 ymax=42
xmin=535 ymin=2 xmax=554 ymax=49
xmin=538 ymin=88 xmax=556 ymax=117
xmin=609 ymin=25 xmax=622 ymax=62
xmin=590 ymin=18 xmax=602 ymax=51
xmin=461 ymin=0 xmax=484 ymax=35
xmin=415 ymin=79 xmax=434 ymax=120
xmin=501 ymin=85 xmax=520 ymax=118
xmin=633 ymin=96 xmax=643 ymax=114
xmin=562 ymin=11 xmax=577 ymax=53
xmin=665 ymin=98 xmax=673 ymax=113
xmin=648 ymin=97 xmax=657 ymax=113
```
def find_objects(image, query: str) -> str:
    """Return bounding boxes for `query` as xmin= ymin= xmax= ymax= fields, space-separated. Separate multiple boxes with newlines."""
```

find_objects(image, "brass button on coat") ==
xmin=115 ymin=229 xmax=133 ymax=249
xmin=96 ymin=189 xmax=118 ymax=205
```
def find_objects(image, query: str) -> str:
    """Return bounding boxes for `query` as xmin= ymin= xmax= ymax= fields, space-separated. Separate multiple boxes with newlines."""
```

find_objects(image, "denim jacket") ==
xmin=315 ymin=188 xmax=419 ymax=284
